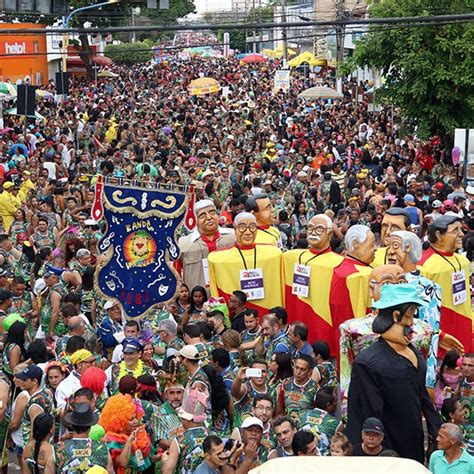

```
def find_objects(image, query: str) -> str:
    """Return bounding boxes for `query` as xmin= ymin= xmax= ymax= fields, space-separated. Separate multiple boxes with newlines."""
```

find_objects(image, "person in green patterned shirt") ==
xmin=56 ymin=402 xmax=113 ymax=473
xmin=40 ymin=271 xmax=68 ymax=341
xmin=299 ymin=387 xmax=343 ymax=455
xmin=18 ymin=365 xmax=53 ymax=447
xmin=231 ymin=361 xmax=275 ymax=429
xmin=162 ymin=387 xmax=209 ymax=474
xmin=276 ymin=354 xmax=318 ymax=425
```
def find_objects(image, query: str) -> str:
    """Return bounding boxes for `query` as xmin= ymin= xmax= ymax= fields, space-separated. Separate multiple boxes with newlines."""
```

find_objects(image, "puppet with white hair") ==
xmin=386 ymin=230 xmax=463 ymax=374
xmin=282 ymin=214 xmax=345 ymax=353
xmin=178 ymin=199 xmax=235 ymax=294
xmin=329 ymin=225 xmax=376 ymax=342
xmin=208 ymin=212 xmax=283 ymax=316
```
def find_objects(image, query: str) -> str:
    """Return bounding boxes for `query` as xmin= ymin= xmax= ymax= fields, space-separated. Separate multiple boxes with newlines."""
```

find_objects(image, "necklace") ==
xmin=118 ymin=359 xmax=144 ymax=380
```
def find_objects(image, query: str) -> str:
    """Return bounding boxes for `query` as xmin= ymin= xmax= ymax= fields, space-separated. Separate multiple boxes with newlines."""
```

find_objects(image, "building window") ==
xmin=33 ymin=41 xmax=39 ymax=53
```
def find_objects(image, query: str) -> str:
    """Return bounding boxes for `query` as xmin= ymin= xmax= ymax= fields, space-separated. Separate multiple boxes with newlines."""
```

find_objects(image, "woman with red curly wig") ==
xmin=99 ymin=393 xmax=153 ymax=473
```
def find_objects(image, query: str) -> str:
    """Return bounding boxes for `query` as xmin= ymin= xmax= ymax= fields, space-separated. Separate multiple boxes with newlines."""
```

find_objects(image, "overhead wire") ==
xmin=0 ymin=20 xmax=468 ymax=58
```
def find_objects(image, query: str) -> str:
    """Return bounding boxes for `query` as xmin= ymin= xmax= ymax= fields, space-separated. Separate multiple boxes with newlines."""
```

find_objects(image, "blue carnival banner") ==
xmin=95 ymin=182 xmax=188 ymax=318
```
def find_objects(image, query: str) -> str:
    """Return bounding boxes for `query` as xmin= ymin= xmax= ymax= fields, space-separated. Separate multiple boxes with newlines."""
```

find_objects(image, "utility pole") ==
xmin=281 ymin=0 xmax=288 ymax=65
xmin=335 ymin=0 xmax=345 ymax=93
xmin=131 ymin=7 xmax=141 ymax=43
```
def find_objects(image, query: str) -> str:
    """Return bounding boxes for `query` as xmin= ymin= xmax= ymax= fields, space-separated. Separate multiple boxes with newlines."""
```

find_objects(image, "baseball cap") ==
xmin=404 ymin=194 xmax=415 ymax=203
xmin=241 ymin=416 xmax=264 ymax=430
xmin=15 ymin=364 xmax=43 ymax=381
xmin=104 ymin=300 xmax=119 ymax=310
xmin=179 ymin=344 xmax=200 ymax=360
xmin=432 ymin=200 xmax=442 ymax=209
xmin=362 ymin=417 xmax=385 ymax=435
xmin=0 ymin=289 xmax=12 ymax=304
xmin=466 ymin=185 xmax=474 ymax=195
xmin=122 ymin=337 xmax=142 ymax=354
xmin=443 ymin=199 xmax=454 ymax=209
xmin=3 ymin=181 xmax=13 ymax=190
xmin=2 ymin=313 xmax=25 ymax=332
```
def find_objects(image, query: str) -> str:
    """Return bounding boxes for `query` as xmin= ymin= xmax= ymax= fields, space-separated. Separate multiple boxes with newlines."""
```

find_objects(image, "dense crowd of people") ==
xmin=0 ymin=54 xmax=472 ymax=473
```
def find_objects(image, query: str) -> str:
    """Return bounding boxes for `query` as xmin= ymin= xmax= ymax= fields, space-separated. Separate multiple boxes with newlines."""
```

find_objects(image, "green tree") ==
xmin=105 ymin=41 xmax=153 ymax=65
xmin=342 ymin=0 xmax=474 ymax=141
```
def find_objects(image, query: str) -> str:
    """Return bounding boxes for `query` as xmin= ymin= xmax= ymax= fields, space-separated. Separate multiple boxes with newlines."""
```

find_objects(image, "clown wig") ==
xmin=81 ymin=367 xmax=107 ymax=396
xmin=99 ymin=394 xmax=143 ymax=434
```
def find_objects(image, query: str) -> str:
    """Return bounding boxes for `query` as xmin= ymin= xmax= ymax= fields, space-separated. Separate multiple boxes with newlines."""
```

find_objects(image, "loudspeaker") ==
xmin=55 ymin=72 xmax=69 ymax=95
xmin=17 ymin=84 xmax=36 ymax=117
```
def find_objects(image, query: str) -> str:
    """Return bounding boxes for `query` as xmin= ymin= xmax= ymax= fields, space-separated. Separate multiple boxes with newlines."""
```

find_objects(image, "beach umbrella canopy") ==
xmin=242 ymin=53 xmax=267 ymax=63
xmin=97 ymin=70 xmax=119 ymax=78
xmin=5 ymin=108 xmax=45 ymax=120
xmin=0 ymin=82 xmax=17 ymax=96
xmin=36 ymin=89 xmax=54 ymax=99
xmin=298 ymin=86 xmax=343 ymax=99
xmin=188 ymin=77 xmax=221 ymax=96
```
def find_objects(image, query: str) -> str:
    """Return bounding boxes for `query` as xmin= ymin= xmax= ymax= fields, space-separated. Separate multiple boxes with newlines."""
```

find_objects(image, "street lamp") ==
xmin=61 ymin=0 xmax=120 ymax=72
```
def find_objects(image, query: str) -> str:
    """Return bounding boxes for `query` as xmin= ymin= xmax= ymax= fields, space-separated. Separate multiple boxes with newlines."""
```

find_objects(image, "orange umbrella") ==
xmin=242 ymin=53 xmax=267 ymax=64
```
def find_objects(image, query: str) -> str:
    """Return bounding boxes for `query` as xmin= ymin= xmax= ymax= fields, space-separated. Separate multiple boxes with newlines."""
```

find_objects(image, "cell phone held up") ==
xmin=245 ymin=368 xmax=262 ymax=378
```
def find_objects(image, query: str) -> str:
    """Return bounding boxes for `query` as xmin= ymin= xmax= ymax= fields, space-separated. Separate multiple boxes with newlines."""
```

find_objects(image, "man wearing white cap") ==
xmin=96 ymin=300 xmax=125 ymax=357
xmin=230 ymin=416 xmax=276 ymax=469
xmin=178 ymin=199 xmax=235 ymax=293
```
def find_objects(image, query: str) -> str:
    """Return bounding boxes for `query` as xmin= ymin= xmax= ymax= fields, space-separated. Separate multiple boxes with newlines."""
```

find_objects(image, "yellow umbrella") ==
xmin=188 ymin=77 xmax=221 ymax=96
xmin=262 ymin=49 xmax=275 ymax=58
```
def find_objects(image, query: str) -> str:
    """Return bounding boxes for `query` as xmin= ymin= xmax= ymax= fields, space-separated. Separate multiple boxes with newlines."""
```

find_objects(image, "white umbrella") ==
xmin=298 ymin=86 xmax=343 ymax=99
xmin=5 ymin=108 xmax=45 ymax=120
xmin=97 ymin=70 xmax=119 ymax=78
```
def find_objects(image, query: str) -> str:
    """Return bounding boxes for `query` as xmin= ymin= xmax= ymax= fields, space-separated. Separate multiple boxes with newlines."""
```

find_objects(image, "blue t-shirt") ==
xmin=195 ymin=461 xmax=220 ymax=474
xmin=428 ymin=449 xmax=474 ymax=474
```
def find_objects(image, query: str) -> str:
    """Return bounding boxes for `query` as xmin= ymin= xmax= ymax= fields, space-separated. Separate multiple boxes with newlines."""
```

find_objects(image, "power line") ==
xmin=0 ymin=22 xmax=465 ymax=59
xmin=0 ymin=12 xmax=472 ymax=34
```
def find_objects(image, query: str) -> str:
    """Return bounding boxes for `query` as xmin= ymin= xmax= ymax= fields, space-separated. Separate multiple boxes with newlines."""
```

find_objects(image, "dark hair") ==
xmin=292 ymin=430 xmax=315 ymax=456
xmin=27 ymin=339 xmax=47 ymax=364
xmin=243 ymin=308 xmax=258 ymax=319
xmin=251 ymin=358 xmax=268 ymax=368
xmin=63 ymin=293 xmax=81 ymax=307
xmin=6 ymin=320 xmax=27 ymax=360
xmin=245 ymin=193 xmax=268 ymax=213
xmin=211 ymin=348 xmax=230 ymax=369
xmin=81 ymin=266 xmax=95 ymax=291
xmin=372 ymin=302 xmax=415 ymax=334
xmin=427 ymin=216 xmax=461 ymax=243
xmin=32 ymin=412 xmax=53 ymax=474
xmin=201 ymin=364 xmax=230 ymax=419
xmin=13 ymin=275 xmax=26 ymax=285
xmin=270 ymin=306 xmax=287 ymax=325
xmin=198 ymin=321 xmax=212 ymax=342
xmin=189 ymin=285 xmax=208 ymax=313
xmin=385 ymin=207 xmax=411 ymax=229
xmin=125 ymin=320 xmax=140 ymax=330
xmin=312 ymin=340 xmax=330 ymax=361
xmin=203 ymin=435 xmax=223 ymax=454
xmin=273 ymin=415 xmax=296 ymax=430
xmin=292 ymin=321 xmax=308 ymax=341
xmin=183 ymin=323 xmax=201 ymax=339
xmin=253 ymin=394 xmax=274 ymax=408
xmin=208 ymin=310 xmax=224 ymax=321
xmin=65 ymin=336 xmax=85 ymax=354
xmin=272 ymin=352 xmax=293 ymax=383
xmin=296 ymin=354 xmax=314 ymax=369
xmin=232 ymin=290 xmax=247 ymax=306
xmin=33 ymin=247 xmax=52 ymax=277
xmin=441 ymin=397 xmax=460 ymax=423
xmin=315 ymin=386 xmax=336 ymax=410
xmin=438 ymin=350 xmax=461 ymax=387
xmin=74 ymin=387 xmax=94 ymax=401
xmin=61 ymin=302 xmax=79 ymax=318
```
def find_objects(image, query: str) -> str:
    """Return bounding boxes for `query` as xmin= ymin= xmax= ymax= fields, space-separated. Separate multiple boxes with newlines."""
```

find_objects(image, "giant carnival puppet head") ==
xmin=381 ymin=208 xmax=411 ymax=246
xmin=195 ymin=199 xmax=219 ymax=238
xmin=307 ymin=214 xmax=333 ymax=252
xmin=372 ymin=283 xmax=427 ymax=346
xmin=245 ymin=194 xmax=274 ymax=227
xmin=368 ymin=264 xmax=406 ymax=302
xmin=234 ymin=212 xmax=258 ymax=247
xmin=427 ymin=215 xmax=464 ymax=253
xmin=386 ymin=230 xmax=423 ymax=272
xmin=344 ymin=224 xmax=376 ymax=265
